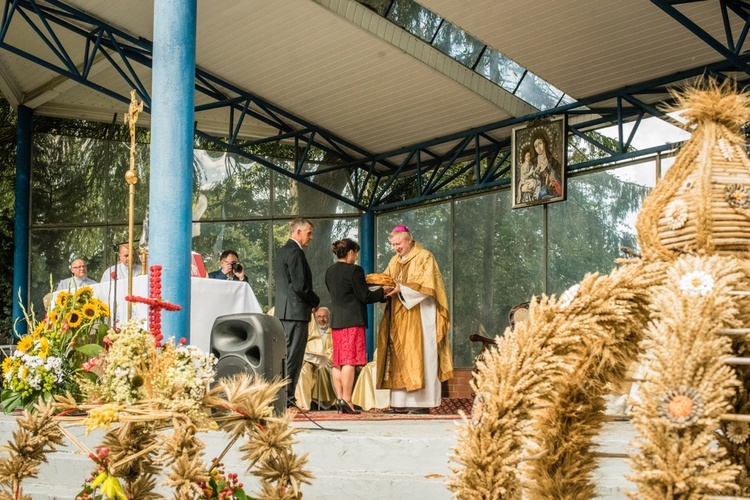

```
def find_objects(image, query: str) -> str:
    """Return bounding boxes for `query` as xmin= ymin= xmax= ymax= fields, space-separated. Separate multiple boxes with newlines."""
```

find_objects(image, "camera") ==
xmin=231 ymin=262 xmax=244 ymax=273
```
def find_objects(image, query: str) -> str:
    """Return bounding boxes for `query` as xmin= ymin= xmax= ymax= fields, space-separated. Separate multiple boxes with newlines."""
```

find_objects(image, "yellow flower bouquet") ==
xmin=1 ymin=286 xmax=109 ymax=412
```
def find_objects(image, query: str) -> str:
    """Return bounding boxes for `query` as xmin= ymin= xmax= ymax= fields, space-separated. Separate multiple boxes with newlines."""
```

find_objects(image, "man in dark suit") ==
xmin=208 ymin=249 xmax=249 ymax=283
xmin=274 ymin=218 xmax=320 ymax=406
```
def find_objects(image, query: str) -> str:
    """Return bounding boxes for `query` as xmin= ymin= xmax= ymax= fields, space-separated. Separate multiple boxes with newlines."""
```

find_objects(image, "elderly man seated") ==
xmin=294 ymin=307 xmax=337 ymax=411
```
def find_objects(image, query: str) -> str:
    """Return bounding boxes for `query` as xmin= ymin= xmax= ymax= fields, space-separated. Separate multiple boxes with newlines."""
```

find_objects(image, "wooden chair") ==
xmin=467 ymin=302 xmax=530 ymax=400
xmin=469 ymin=301 xmax=530 ymax=354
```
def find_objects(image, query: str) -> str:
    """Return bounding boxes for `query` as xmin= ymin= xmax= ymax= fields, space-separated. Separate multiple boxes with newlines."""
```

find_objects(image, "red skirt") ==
xmin=331 ymin=326 xmax=367 ymax=367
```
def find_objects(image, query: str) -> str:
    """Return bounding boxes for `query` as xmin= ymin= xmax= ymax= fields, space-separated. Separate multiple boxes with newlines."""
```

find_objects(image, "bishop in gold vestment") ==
xmin=376 ymin=226 xmax=453 ymax=410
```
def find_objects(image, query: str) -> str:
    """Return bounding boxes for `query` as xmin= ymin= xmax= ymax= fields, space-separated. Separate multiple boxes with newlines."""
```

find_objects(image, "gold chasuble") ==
xmin=376 ymin=242 xmax=453 ymax=391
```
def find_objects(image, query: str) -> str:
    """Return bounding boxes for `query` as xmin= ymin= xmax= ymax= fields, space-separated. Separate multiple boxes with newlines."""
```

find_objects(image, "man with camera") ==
xmin=208 ymin=249 xmax=249 ymax=283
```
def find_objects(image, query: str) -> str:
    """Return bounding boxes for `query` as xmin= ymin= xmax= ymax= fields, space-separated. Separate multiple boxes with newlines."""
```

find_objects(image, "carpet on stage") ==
xmin=292 ymin=397 xmax=472 ymax=421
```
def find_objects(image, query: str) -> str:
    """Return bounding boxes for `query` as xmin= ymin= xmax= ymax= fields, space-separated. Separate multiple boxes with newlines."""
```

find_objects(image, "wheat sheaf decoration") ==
xmin=627 ymin=255 xmax=745 ymax=498
xmin=449 ymin=81 xmax=750 ymax=499
xmin=447 ymin=259 xmax=665 ymax=499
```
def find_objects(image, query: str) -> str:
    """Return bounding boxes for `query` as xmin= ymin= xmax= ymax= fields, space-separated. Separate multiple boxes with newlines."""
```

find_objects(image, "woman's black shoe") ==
xmin=335 ymin=399 xmax=344 ymax=414
xmin=340 ymin=400 xmax=361 ymax=415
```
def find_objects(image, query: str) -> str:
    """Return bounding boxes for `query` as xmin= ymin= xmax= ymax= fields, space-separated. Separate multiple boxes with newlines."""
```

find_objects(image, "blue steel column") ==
xmin=360 ymin=211 xmax=376 ymax=359
xmin=149 ymin=0 xmax=196 ymax=341
xmin=12 ymin=106 xmax=32 ymax=338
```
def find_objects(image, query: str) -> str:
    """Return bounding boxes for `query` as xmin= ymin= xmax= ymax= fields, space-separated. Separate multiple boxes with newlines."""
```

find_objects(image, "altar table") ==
xmin=58 ymin=276 xmax=263 ymax=353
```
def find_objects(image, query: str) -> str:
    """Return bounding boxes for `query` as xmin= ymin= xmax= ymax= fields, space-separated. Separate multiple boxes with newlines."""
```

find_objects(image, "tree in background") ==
xmin=0 ymin=96 xmax=15 ymax=340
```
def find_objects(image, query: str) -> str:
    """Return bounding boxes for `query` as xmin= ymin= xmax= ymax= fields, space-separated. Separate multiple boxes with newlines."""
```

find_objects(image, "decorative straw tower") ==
xmin=636 ymin=82 xmax=750 ymax=260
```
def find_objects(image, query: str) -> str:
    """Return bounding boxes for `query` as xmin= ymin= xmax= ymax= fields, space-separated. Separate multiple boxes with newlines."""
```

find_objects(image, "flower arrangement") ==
xmin=1 ymin=286 xmax=109 ymax=412
xmin=78 ymin=319 xmax=218 ymax=426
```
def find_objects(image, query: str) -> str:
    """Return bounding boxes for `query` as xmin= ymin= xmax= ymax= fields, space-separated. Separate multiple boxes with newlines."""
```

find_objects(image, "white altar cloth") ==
xmin=55 ymin=276 xmax=263 ymax=353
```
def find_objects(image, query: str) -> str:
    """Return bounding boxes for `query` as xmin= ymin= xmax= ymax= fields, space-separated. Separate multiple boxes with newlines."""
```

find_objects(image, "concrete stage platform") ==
xmin=0 ymin=413 xmax=635 ymax=499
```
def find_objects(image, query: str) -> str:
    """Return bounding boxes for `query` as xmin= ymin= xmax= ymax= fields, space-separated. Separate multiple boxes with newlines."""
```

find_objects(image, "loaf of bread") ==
xmin=365 ymin=273 xmax=395 ymax=287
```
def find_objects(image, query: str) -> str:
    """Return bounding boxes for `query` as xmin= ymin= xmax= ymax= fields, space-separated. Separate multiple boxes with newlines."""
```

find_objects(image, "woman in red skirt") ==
xmin=325 ymin=238 xmax=391 ymax=414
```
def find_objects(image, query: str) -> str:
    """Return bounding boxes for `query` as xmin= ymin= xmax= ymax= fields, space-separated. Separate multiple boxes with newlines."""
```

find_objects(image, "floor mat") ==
xmin=292 ymin=397 xmax=473 ymax=421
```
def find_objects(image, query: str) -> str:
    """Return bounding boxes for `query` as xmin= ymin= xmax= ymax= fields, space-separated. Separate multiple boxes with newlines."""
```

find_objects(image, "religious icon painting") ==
xmin=511 ymin=116 xmax=567 ymax=209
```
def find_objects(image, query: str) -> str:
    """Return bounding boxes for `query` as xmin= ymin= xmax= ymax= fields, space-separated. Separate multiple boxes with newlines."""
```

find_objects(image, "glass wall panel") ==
xmin=546 ymin=164 xmax=653 ymax=295
xmin=273 ymin=170 xmax=356 ymax=217
xmin=106 ymin=141 xmax=151 ymax=225
xmin=271 ymin=218 xmax=359 ymax=312
xmin=453 ymin=191 xmax=544 ymax=368
xmin=31 ymin=135 xmax=111 ymax=224
xmin=28 ymin=226 xmax=107 ymax=316
xmin=193 ymin=221 xmax=272 ymax=311
xmin=194 ymin=151 xmax=271 ymax=219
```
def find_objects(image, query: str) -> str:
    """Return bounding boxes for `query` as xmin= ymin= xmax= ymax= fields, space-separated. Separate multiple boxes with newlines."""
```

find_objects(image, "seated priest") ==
xmin=57 ymin=258 xmax=98 ymax=291
xmin=352 ymin=349 xmax=391 ymax=411
xmin=294 ymin=307 xmax=336 ymax=411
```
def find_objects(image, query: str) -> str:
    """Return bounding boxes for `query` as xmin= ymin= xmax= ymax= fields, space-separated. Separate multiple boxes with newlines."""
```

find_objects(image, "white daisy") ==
xmin=664 ymin=199 xmax=689 ymax=230
xmin=559 ymin=284 xmax=580 ymax=309
xmin=678 ymin=270 xmax=715 ymax=296
xmin=726 ymin=421 xmax=750 ymax=445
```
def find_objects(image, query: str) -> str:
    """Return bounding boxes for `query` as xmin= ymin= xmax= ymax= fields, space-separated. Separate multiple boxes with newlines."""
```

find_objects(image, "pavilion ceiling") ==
xmin=0 ymin=0 xmax=748 ymax=209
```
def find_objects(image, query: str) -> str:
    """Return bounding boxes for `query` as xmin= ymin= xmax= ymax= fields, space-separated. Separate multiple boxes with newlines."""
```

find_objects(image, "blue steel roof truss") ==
xmin=2 ymin=0 xmax=750 ymax=212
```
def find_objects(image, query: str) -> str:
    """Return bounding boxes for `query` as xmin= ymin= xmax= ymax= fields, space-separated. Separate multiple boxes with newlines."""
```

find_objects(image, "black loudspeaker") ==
xmin=210 ymin=313 xmax=287 ymax=415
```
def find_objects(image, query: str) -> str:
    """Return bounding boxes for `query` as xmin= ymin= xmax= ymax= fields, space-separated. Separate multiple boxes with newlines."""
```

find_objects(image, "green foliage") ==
xmin=0 ymin=96 xmax=16 ymax=340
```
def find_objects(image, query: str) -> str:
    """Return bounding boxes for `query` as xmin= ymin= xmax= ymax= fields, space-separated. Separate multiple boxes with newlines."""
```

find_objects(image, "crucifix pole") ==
xmin=124 ymin=89 xmax=143 ymax=320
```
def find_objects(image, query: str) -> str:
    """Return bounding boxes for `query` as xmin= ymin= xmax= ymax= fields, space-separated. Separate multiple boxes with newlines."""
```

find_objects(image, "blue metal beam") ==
xmin=653 ymin=0 xmax=750 ymax=74
xmin=12 ymin=105 xmax=32 ymax=338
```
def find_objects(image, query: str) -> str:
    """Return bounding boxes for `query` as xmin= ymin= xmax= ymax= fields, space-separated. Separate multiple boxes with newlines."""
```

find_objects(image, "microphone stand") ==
xmin=110 ymin=246 xmax=119 ymax=329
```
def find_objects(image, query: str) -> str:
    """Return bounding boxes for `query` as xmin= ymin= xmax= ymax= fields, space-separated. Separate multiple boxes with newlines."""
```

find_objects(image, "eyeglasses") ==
xmin=71 ymin=265 xmax=87 ymax=269
xmin=222 ymin=260 xmax=238 ymax=265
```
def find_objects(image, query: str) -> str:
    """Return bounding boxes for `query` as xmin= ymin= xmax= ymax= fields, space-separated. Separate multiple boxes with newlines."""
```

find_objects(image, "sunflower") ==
xmin=66 ymin=310 xmax=83 ymax=328
xmin=97 ymin=301 xmax=111 ymax=318
xmin=47 ymin=310 xmax=58 ymax=325
xmin=75 ymin=286 xmax=93 ymax=298
xmin=16 ymin=335 xmax=33 ymax=353
xmin=32 ymin=322 xmax=44 ymax=340
xmin=38 ymin=337 xmax=49 ymax=360
xmin=1 ymin=356 xmax=12 ymax=376
xmin=55 ymin=291 xmax=69 ymax=309
xmin=82 ymin=303 xmax=97 ymax=320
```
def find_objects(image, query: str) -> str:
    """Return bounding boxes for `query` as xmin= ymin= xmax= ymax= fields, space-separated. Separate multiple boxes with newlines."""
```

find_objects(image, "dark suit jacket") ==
xmin=274 ymin=239 xmax=320 ymax=321
xmin=208 ymin=269 xmax=249 ymax=283
xmin=325 ymin=262 xmax=385 ymax=329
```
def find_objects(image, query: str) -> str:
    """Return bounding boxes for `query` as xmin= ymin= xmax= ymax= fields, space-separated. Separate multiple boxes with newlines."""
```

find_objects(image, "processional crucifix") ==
xmin=124 ymin=90 xmax=143 ymax=320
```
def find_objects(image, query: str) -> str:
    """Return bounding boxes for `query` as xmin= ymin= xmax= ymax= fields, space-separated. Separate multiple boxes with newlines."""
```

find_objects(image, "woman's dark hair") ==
xmin=331 ymin=238 xmax=360 ymax=258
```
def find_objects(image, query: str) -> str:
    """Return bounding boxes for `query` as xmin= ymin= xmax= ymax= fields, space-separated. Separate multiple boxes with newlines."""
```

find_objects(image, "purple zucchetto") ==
xmin=392 ymin=224 xmax=410 ymax=233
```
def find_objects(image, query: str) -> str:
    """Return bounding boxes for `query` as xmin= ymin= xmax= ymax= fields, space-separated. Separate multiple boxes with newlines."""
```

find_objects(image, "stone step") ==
xmin=0 ymin=414 xmax=636 ymax=499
